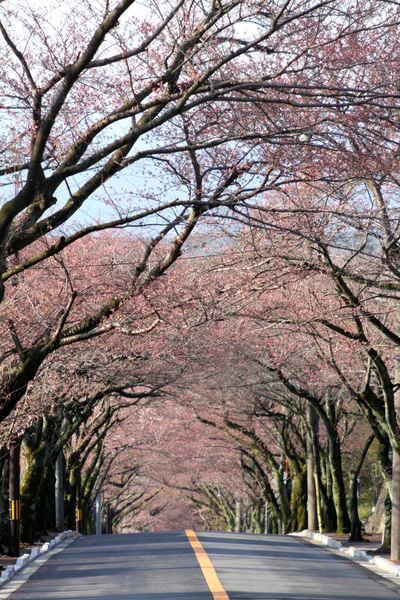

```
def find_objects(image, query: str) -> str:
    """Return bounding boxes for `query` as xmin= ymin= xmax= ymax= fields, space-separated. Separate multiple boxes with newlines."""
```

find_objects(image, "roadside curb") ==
xmin=291 ymin=530 xmax=400 ymax=578
xmin=0 ymin=530 xmax=79 ymax=588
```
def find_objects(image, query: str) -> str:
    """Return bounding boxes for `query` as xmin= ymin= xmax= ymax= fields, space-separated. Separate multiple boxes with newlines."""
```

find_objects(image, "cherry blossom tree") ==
xmin=1 ymin=0 xmax=400 ymax=549
xmin=149 ymin=231 xmax=383 ymax=536
xmin=1 ymin=0 xmax=399 ymax=422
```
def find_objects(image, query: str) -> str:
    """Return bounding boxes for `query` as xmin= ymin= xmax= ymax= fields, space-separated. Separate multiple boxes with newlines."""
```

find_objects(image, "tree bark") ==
xmin=326 ymin=394 xmax=351 ymax=534
xmin=348 ymin=434 xmax=374 ymax=542
xmin=391 ymin=359 xmax=400 ymax=560
xmin=328 ymin=434 xmax=351 ymax=534
xmin=290 ymin=465 xmax=307 ymax=532
xmin=307 ymin=405 xmax=318 ymax=530
xmin=20 ymin=417 xmax=57 ymax=543
xmin=55 ymin=452 xmax=64 ymax=531
xmin=320 ymin=451 xmax=337 ymax=532
xmin=106 ymin=503 xmax=113 ymax=534
xmin=382 ymin=491 xmax=392 ymax=552
xmin=0 ymin=448 xmax=9 ymax=551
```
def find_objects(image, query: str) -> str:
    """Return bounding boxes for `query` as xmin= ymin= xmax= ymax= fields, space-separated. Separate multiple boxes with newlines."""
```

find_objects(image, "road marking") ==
xmin=185 ymin=530 xmax=229 ymax=600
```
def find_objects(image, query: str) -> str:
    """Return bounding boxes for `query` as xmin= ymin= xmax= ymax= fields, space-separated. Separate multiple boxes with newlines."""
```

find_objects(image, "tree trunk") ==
xmin=372 ymin=438 xmax=392 ymax=553
xmin=65 ymin=453 xmax=83 ymax=531
xmin=328 ymin=435 xmax=351 ymax=534
xmin=107 ymin=503 xmax=113 ymax=534
xmin=0 ymin=447 xmax=9 ymax=551
xmin=307 ymin=405 xmax=318 ymax=530
xmin=20 ymin=417 xmax=57 ymax=543
xmin=20 ymin=443 xmax=38 ymax=544
xmin=391 ymin=359 xmax=400 ymax=560
xmin=278 ymin=457 xmax=291 ymax=533
xmin=348 ymin=434 xmax=374 ymax=542
xmin=325 ymin=394 xmax=350 ymax=534
xmin=290 ymin=465 xmax=307 ymax=532
xmin=320 ymin=451 xmax=337 ymax=531
xmin=55 ymin=452 xmax=64 ymax=531
xmin=20 ymin=446 xmax=55 ymax=542
xmin=381 ymin=491 xmax=392 ymax=553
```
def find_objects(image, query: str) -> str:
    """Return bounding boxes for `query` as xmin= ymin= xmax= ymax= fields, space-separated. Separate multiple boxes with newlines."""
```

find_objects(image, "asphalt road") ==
xmin=5 ymin=531 xmax=400 ymax=600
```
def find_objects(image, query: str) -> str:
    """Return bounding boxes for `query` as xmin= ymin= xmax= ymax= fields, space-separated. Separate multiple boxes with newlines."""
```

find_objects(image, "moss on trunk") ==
xmin=290 ymin=466 xmax=307 ymax=532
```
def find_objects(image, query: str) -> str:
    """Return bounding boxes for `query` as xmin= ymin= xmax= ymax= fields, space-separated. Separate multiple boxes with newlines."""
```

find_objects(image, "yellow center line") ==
xmin=185 ymin=529 xmax=229 ymax=600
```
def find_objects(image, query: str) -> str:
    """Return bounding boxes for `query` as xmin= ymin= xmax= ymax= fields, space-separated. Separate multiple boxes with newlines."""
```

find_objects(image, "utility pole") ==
xmin=55 ymin=452 xmax=64 ymax=531
xmin=96 ymin=494 xmax=102 ymax=535
xmin=235 ymin=500 xmax=241 ymax=533
xmin=75 ymin=470 xmax=83 ymax=534
xmin=264 ymin=501 xmax=269 ymax=534
xmin=391 ymin=358 xmax=400 ymax=560
xmin=9 ymin=438 xmax=21 ymax=557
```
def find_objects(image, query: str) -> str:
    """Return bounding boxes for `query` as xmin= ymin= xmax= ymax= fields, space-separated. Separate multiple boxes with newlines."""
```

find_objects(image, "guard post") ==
xmin=75 ymin=472 xmax=83 ymax=534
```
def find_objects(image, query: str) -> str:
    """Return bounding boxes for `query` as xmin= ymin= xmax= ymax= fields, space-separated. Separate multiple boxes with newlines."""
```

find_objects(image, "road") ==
xmin=4 ymin=530 xmax=400 ymax=600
